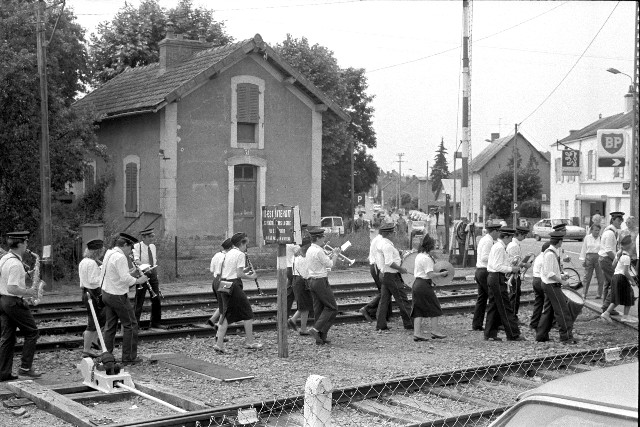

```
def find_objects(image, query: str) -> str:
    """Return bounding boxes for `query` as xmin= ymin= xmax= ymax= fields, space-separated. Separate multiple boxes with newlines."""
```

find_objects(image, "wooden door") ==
xmin=233 ymin=165 xmax=257 ymax=243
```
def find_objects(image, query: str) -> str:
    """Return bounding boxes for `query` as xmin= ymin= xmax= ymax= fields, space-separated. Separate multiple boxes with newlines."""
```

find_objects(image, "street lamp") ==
xmin=607 ymin=67 xmax=638 ymax=220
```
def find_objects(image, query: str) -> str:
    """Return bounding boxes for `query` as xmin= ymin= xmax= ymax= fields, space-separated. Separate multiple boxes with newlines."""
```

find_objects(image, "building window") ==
xmin=587 ymin=150 xmax=594 ymax=180
xmin=123 ymin=155 xmax=140 ymax=216
xmin=231 ymin=76 xmax=264 ymax=149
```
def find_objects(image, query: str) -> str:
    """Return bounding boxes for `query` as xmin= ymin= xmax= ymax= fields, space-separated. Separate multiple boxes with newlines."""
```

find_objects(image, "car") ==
xmin=489 ymin=362 xmax=638 ymax=426
xmin=320 ymin=216 xmax=345 ymax=235
xmin=532 ymin=219 xmax=586 ymax=241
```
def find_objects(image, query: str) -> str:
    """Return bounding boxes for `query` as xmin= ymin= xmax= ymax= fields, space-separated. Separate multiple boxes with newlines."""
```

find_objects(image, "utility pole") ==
xmin=36 ymin=0 xmax=53 ymax=289
xmin=425 ymin=161 xmax=429 ymax=211
xmin=350 ymin=140 xmax=355 ymax=220
xmin=460 ymin=0 xmax=472 ymax=221
xmin=512 ymin=124 xmax=519 ymax=228
xmin=631 ymin=1 xmax=639 ymax=220
xmin=396 ymin=153 xmax=405 ymax=210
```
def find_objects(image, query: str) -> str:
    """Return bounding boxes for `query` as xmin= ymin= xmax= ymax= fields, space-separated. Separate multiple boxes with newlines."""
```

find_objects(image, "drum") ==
xmin=432 ymin=261 xmax=455 ymax=286
xmin=562 ymin=288 xmax=584 ymax=321
xmin=400 ymin=252 xmax=417 ymax=287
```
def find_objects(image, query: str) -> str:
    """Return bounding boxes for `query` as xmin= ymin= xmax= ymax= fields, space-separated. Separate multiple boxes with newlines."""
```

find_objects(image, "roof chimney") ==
xmin=624 ymin=85 xmax=633 ymax=113
xmin=490 ymin=132 xmax=500 ymax=141
xmin=159 ymin=21 xmax=210 ymax=71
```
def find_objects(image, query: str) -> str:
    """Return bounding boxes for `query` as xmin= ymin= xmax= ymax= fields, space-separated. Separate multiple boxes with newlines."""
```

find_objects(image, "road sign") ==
xmin=355 ymin=193 xmax=366 ymax=206
xmin=561 ymin=149 xmax=580 ymax=176
xmin=513 ymin=202 xmax=518 ymax=210
xmin=596 ymin=129 xmax=627 ymax=167
xmin=598 ymin=158 xmax=625 ymax=167
xmin=261 ymin=205 xmax=301 ymax=244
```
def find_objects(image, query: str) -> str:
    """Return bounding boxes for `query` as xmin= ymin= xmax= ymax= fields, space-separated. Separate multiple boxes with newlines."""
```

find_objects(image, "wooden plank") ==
xmin=68 ymin=390 xmax=132 ymax=403
xmin=0 ymin=389 xmax=15 ymax=401
xmin=386 ymin=395 xmax=453 ymax=418
xmin=350 ymin=399 xmax=429 ymax=424
xmin=50 ymin=383 xmax=95 ymax=394
xmin=135 ymin=381 xmax=207 ymax=411
xmin=6 ymin=380 xmax=113 ymax=427
xmin=426 ymin=386 xmax=499 ymax=408
xmin=149 ymin=353 xmax=254 ymax=382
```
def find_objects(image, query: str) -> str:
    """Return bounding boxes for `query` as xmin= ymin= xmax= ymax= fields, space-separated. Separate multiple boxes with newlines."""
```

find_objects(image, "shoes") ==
xmin=309 ymin=328 xmax=324 ymax=345
xmin=18 ymin=368 xmax=42 ymax=378
xmin=82 ymin=351 xmax=100 ymax=358
xmin=245 ymin=342 xmax=263 ymax=350
xmin=470 ymin=327 xmax=484 ymax=331
xmin=299 ymin=331 xmax=310 ymax=336
xmin=150 ymin=324 xmax=168 ymax=330
xmin=431 ymin=332 xmax=447 ymax=339
xmin=213 ymin=345 xmax=226 ymax=353
xmin=359 ymin=307 xmax=373 ymax=322
xmin=122 ymin=357 xmax=143 ymax=366
xmin=508 ymin=336 xmax=526 ymax=342
xmin=600 ymin=312 xmax=613 ymax=323
xmin=610 ymin=310 xmax=620 ymax=316
xmin=484 ymin=337 xmax=503 ymax=341
xmin=413 ymin=335 xmax=430 ymax=342
xmin=287 ymin=318 xmax=298 ymax=331
xmin=0 ymin=375 xmax=19 ymax=382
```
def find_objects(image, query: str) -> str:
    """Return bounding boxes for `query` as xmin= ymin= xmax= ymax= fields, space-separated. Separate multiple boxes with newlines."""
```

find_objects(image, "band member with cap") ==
xmin=359 ymin=226 xmax=391 ymax=322
xmin=132 ymin=228 xmax=164 ymax=329
xmin=306 ymin=227 xmax=340 ymax=345
xmin=579 ymin=223 xmax=604 ymax=299
xmin=529 ymin=242 xmax=550 ymax=331
xmin=0 ymin=231 xmax=42 ymax=380
xmin=285 ymin=227 xmax=306 ymax=324
xmin=536 ymin=231 xmax=576 ymax=344
xmin=600 ymin=212 xmax=624 ymax=314
xmin=207 ymin=237 xmax=233 ymax=332
xmin=79 ymin=239 xmax=105 ymax=357
xmin=601 ymin=235 xmax=636 ymax=323
xmin=374 ymin=222 xmax=413 ymax=332
xmin=215 ymin=232 xmax=262 ymax=352
xmin=471 ymin=223 xmax=501 ymax=331
xmin=289 ymin=236 xmax=313 ymax=334
xmin=101 ymin=233 xmax=149 ymax=365
xmin=485 ymin=227 xmax=523 ymax=341
xmin=507 ymin=226 xmax=532 ymax=319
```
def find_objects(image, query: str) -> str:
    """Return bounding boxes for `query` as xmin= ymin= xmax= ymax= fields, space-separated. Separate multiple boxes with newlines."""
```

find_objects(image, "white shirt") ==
xmin=286 ymin=244 xmax=299 ymax=268
xmin=579 ymin=234 xmax=601 ymax=260
xmin=209 ymin=251 xmax=226 ymax=275
xmin=541 ymin=246 xmax=562 ymax=284
xmin=79 ymin=257 xmax=102 ymax=289
xmin=614 ymin=252 xmax=631 ymax=276
xmin=220 ymin=248 xmax=245 ymax=280
xmin=100 ymin=247 xmax=137 ymax=295
xmin=368 ymin=233 xmax=382 ymax=265
xmin=133 ymin=241 xmax=157 ymax=266
xmin=0 ymin=252 xmax=27 ymax=297
xmin=506 ymin=240 xmax=521 ymax=260
xmin=414 ymin=252 xmax=434 ymax=279
xmin=487 ymin=240 xmax=513 ymax=274
xmin=293 ymin=254 xmax=309 ymax=279
xmin=377 ymin=237 xmax=401 ymax=273
xmin=306 ymin=243 xmax=332 ymax=278
xmin=532 ymin=252 xmax=544 ymax=278
xmin=598 ymin=226 xmax=618 ymax=258
xmin=476 ymin=233 xmax=495 ymax=268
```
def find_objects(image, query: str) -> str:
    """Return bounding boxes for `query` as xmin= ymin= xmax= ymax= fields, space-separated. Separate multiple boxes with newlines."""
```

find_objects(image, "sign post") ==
xmin=261 ymin=204 xmax=301 ymax=358
xmin=596 ymin=129 xmax=627 ymax=167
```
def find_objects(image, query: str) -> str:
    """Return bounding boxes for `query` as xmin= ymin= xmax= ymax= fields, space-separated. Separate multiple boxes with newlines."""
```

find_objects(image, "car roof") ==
xmin=519 ymin=362 xmax=638 ymax=411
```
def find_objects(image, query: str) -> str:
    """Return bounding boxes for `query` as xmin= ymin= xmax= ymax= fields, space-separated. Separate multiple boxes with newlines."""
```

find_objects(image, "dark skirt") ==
xmin=611 ymin=274 xmax=634 ymax=306
xmin=292 ymin=275 xmax=313 ymax=311
xmin=221 ymin=279 xmax=254 ymax=323
xmin=411 ymin=277 xmax=442 ymax=318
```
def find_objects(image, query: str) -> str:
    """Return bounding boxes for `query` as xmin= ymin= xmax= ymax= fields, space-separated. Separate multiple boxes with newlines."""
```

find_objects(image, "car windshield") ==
xmin=551 ymin=219 xmax=570 ymax=227
xmin=494 ymin=401 xmax=636 ymax=427
xmin=320 ymin=218 xmax=332 ymax=227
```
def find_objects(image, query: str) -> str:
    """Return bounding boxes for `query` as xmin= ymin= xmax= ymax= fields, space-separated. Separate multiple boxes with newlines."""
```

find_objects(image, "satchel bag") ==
xmin=217 ymin=280 xmax=234 ymax=294
xmin=211 ymin=254 xmax=227 ymax=292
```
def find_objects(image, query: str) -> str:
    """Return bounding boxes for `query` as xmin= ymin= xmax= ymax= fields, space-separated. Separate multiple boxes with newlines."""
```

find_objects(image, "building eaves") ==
xmin=555 ymin=111 xmax=632 ymax=145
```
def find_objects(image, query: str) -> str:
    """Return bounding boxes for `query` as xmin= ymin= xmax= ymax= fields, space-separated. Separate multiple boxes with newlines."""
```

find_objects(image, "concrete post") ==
xmin=304 ymin=375 xmax=332 ymax=427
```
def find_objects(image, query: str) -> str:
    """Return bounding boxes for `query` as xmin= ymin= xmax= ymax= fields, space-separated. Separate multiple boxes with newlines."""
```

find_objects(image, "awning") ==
xmin=575 ymin=194 xmax=607 ymax=201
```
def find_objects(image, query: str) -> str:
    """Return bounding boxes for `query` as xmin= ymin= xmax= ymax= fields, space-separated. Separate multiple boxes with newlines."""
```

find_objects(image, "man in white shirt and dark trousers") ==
xmin=506 ymin=226 xmax=532 ymax=320
xmin=535 ymin=231 xmax=576 ymax=344
xmin=529 ymin=242 xmax=550 ymax=331
xmin=471 ymin=223 xmax=501 ymax=331
xmin=484 ymin=228 xmax=523 ymax=341
xmin=306 ymin=228 xmax=340 ymax=345
xmin=132 ymin=228 xmax=165 ymax=329
xmin=579 ymin=223 xmax=604 ymax=299
xmin=375 ymin=222 xmax=413 ymax=332
xmin=599 ymin=212 xmax=624 ymax=314
xmin=101 ymin=233 xmax=149 ymax=365
xmin=359 ymin=227 xmax=391 ymax=322
xmin=207 ymin=238 xmax=232 ymax=331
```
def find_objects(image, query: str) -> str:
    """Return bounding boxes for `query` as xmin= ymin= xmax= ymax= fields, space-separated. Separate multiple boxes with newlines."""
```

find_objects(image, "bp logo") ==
xmin=600 ymin=132 xmax=624 ymax=154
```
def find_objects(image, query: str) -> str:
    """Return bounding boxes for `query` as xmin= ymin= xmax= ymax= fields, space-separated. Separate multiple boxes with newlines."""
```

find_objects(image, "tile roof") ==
xmin=556 ymin=111 xmax=633 ymax=144
xmin=74 ymin=34 xmax=349 ymax=122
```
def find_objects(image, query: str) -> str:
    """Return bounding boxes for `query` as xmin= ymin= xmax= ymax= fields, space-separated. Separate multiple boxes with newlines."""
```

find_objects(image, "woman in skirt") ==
xmin=602 ymin=235 xmax=637 ymax=323
xmin=289 ymin=237 xmax=313 ymax=335
xmin=411 ymin=234 xmax=448 ymax=341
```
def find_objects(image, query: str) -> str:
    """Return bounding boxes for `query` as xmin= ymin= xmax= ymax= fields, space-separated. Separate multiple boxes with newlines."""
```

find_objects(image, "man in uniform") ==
xmin=101 ymin=233 xmax=149 ymax=365
xmin=506 ymin=226 xmax=532 ymax=320
xmin=471 ymin=223 xmax=501 ymax=331
xmin=599 ymin=212 xmax=624 ymax=314
xmin=133 ymin=228 xmax=165 ymax=329
xmin=485 ymin=228 xmax=523 ymax=341
xmin=0 ymin=231 xmax=42 ymax=380
xmin=374 ymin=223 xmax=413 ymax=332
xmin=359 ymin=225 xmax=391 ymax=322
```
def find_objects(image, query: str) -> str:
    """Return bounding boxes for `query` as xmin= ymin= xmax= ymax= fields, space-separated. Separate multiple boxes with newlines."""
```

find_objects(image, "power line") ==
xmin=518 ymin=1 xmax=620 ymax=126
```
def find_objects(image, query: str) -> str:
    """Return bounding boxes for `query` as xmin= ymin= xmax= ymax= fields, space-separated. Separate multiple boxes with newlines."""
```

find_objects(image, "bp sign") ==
xmin=596 ymin=129 xmax=626 ymax=167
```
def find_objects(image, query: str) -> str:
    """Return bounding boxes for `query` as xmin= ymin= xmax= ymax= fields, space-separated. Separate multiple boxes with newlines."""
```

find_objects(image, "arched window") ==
xmin=123 ymin=155 xmax=140 ymax=215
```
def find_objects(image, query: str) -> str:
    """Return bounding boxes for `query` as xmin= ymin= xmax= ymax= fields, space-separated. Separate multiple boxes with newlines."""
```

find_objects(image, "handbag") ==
xmin=217 ymin=280 xmax=234 ymax=294
xmin=211 ymin=254 xmax=227 ymax=292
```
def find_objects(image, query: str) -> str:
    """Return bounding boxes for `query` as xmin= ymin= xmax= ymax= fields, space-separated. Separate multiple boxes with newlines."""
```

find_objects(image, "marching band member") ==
xmin=285 ymin=241 xmax=300 ymax=323
xmin=600 ymin=212 xmax=625 ymax=314
xmin=133 ymin=228 xmax=165 ymax=329
xmin=215 ymin=232 xmax=262 ymax=352
xmin=100 ymin=233 xmax=149 ymax=365
xmin=374 ymin=223 xmax=413 ymax=332
xmin=471 ymin=223 xmax=501 ymax=331
xmin=79 ymin=239 xmax=105 ymax=358
xmin=535 ymin=231 xmax=576 ymax=344
xmin=528 ymin=242 xmax=550 ymax=331
xmin=411 ymin=234 xmax=446 ymax=341
xmin=289 ymin=236 xmax=313 ymax=335
xmin=0 ymin=231 xmax=42 ymax=380
xmin=359 ymin=226 xmax=390 ymax=322
xmin=207 ymin=238 xmax=232 ymax=332
xmin=601 ymin=235 xmax=636 ymax=323
xmin=484 ymin=228 xmax=523 ymax=341
xmin=506 ymin=226 xmax=532 ymax=319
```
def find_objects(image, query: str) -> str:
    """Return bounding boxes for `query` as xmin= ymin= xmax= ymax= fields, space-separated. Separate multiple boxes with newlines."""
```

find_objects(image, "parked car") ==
xmin=489 ymin=362 xmax=638 ymax=426
xmin=320 ymin=216 xmax=345 ymax=235
xmin=532 ymin=219 xmax=586 ymax=241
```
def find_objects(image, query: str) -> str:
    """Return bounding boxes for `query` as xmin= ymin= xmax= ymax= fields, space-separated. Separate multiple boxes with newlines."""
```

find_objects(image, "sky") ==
xmin=68 ymin=0 xmax=636 ymax=177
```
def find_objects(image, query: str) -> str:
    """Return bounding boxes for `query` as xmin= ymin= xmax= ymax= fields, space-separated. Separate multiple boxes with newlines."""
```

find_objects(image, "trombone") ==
xmin=323 ymin=244 xmax=355 ymax=266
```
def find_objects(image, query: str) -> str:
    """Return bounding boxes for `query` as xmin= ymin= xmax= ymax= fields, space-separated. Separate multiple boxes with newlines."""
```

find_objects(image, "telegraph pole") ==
xmin=512 ymin=124 xmax=519 ymax=227
xmin=36 ymin=0 xmax=54 ymax=289
xmin=396 ymin=153 xmax=405 ymax=210
xmin=350 ymin=140 xmax=355 ymax=219
xmin=460 ymin=0 xmax=472 ymax=221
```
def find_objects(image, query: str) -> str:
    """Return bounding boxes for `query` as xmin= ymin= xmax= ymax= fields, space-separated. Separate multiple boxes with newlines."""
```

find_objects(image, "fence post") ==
xmin=304 ymin=375 xmax=332 ymax=427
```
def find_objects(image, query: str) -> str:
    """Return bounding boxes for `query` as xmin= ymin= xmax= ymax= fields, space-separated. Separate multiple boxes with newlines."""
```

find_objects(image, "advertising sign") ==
xmin=262 ymin=205 xmax=301 ymax=244
xmin=561 ymin=149 xmax=580 ymax=176
xmin=596 ymin=129 xmax=627 ymax=167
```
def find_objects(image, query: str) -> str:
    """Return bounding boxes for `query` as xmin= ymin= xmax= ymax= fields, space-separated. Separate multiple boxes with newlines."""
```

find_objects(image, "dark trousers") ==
xmin=376 ymin=272 xmax=412 ymax=330
xmin=582 ymin=253 xmax=603 ymax=297
xmin=529 ymin=277 xmax=545 ymax=330
xmin=599 ymin=256 xmax=614 ymax=311
xmin=102 ymin=291 xmax=139 ymax=362
xmin=485 ymin=272 xmax=521 ymax=340
xmin=134 ymin=273 xmax=161 ymax=325
xmin=308 ymin=278 xmax=338 ymax=336
xmin=536 ymin=282 xmax=574 ymax=342
xmin=0 ymin=296 xmax=39 ymax=378
xmin=472 ymin=268 xmax=489 ymax=330
xmin=509 ymin=275 xmax=522 ymax=316
xmin=362 ymin=264 xmax=391 ymax=319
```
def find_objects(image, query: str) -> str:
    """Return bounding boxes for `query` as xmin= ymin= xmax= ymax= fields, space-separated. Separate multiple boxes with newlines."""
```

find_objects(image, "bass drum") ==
xmin=561 ymin=287 xmax=584 ymax=321
xmin=400 ymin=252 xmax=417 ymax=287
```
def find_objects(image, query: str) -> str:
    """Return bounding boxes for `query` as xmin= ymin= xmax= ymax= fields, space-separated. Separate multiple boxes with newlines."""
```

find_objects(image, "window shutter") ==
xmin=125 ymin=163 xmax=137 ymax=212
xmin=237 ymin=83 xmax=259 ymax=124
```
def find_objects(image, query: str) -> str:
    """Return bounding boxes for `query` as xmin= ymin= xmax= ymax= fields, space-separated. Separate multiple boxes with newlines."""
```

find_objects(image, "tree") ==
xmin=430 ymin=138 xmax=451 ymax=192
xmin=89 ymin=0 xmax=232 ymax=85
xmin=485 ymin=155 xmax=543 ymax=218
xmin=275 ymin=35 xmax=378 ymax=215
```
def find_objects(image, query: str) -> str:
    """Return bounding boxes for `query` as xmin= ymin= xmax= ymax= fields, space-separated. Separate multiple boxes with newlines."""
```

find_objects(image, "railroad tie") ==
xmin=385 ymin=395 xmax=454 ymax=418
xmin=426 ymin=386 xmax=501 ymax=408
xmin=349 ymin=399 xmax=433 ymax=424
xmin=496 ymin=374 xmax=539 ymax=390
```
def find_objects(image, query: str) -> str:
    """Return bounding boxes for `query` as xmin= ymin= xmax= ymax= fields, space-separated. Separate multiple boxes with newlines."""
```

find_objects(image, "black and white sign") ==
xmin=596 ymin=129 xmax=627 ymax=168
xmin=561 ymin=149 xmax=580 ymax=176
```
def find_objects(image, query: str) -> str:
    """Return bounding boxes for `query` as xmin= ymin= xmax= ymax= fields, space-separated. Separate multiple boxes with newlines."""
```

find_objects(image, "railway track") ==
xmin=102 ymin=344 xmax=637 ymax=427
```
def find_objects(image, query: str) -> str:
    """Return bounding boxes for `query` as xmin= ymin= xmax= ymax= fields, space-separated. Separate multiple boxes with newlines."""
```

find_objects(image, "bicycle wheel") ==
xmin=563 ymin=267 xmax=581 ymax=287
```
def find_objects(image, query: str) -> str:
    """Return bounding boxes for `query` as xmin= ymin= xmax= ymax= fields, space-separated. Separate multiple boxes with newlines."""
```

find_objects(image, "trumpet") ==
xmin=323 ymin=244 xmax=355 ymax=266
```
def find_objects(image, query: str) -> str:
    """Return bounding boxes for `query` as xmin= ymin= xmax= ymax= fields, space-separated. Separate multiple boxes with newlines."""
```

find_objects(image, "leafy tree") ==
xmin=485 ymin=155 xmax=542 ymax=218
xmin=430 ymin=138 xmax=450 ymax=192
xmin=275 ymin=35 xmax=378 ymax=215
xmin=89 ymin=0 xmax=232 ymax=85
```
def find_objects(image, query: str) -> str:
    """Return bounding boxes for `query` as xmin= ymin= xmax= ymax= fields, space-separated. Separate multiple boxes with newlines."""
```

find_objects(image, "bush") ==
xmin=520 ymin=199 xmax=541 ymax=218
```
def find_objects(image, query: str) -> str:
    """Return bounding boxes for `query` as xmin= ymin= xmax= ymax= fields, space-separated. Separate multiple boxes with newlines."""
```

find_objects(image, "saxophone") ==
xmin=26 ymin=249 xmax=46 ymax=306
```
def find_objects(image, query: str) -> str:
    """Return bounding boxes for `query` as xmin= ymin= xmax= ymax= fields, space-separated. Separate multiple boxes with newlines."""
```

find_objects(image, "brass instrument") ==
xmin=25 ymin=249 xmax=46 ymax=306
xmin=323 ymin=244 xmax=355 ymax=266
xmin=244 ymin=254 xmax=264 ymax=295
